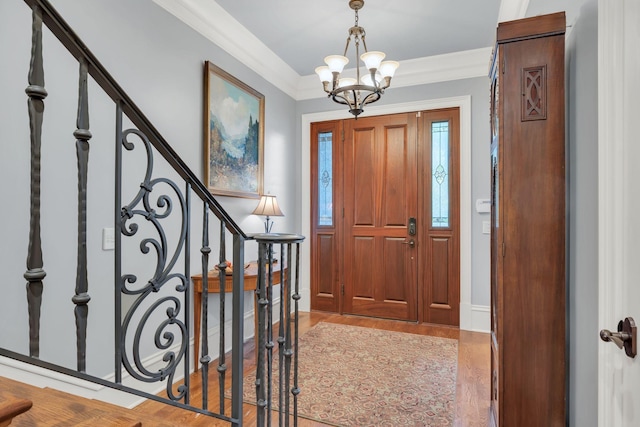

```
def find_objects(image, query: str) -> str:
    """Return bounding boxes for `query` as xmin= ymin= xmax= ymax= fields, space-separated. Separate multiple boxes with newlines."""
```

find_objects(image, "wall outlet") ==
xmin=102 ymin=227 xmax=115 ymax=250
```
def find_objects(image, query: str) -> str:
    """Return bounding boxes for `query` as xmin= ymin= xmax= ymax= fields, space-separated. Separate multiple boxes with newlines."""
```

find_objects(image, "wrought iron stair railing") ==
xmin=0 ymin=1 xmax=304 ymax=426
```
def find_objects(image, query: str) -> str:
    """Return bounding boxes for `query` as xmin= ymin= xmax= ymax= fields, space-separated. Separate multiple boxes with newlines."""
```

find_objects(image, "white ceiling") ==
xmin=154 ymin=0 xmax=587 ymax=100
xmin=213 ymin=0 xmax=502 ymax=76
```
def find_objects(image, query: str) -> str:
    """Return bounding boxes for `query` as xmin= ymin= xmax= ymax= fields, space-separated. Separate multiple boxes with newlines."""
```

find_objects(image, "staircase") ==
xmin=0 ymin=1 xmax=303 ymax=426
xmin=0 ymin=385 xmax=32 ymax=427
xmin=0 ymin=377 xmax=140 ymax=427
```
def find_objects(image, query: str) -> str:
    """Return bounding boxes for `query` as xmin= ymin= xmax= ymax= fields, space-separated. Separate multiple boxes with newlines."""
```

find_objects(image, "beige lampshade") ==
xmin=324 ymin=55 xmax=349 ymax=73
xmin=252 ymin=194 xmax=284 ymax=217
xmin=360 ymin=51 xmax=385 ymax=71
xmin=379 ymin=60 xmax=399 ymax=78
xmin=315 ymin=66 xmax=333 ymax=83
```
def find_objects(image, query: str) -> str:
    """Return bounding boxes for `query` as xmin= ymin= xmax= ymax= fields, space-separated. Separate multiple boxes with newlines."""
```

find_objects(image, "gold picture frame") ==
xmin=204 ymin=61 xmax=264 ymax=198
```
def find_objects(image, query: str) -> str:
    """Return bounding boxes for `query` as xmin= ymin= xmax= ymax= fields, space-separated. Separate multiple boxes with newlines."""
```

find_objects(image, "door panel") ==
xmin=344 ymin=114 xmax=417 ymax=321
xmin=420 ymin=110 xmax=460 ymax=326
xmin=352 ymin=236 xmax=375 ymax=298
xmin=384 ymin=237 xmax=409 ymax=302
xmin=315 ymin=234 xmax=336 ymax=295
xmin=310 ymin=121 xmax=342 ymax=313
xmin=383 ymin=127 xmax=409 ymax=226
xmin=430 ymin=237 xmax=450 ymax=304
xmin=353 ymin=129 xmax=376 ymax=226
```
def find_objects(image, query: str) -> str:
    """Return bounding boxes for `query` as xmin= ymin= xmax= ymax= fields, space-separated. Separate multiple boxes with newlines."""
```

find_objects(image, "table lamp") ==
xmin=252 ymin=194 xmax=284 ymax=233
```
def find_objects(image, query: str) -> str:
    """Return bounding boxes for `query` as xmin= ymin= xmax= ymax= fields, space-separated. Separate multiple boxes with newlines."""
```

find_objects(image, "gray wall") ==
xmin=1 ymin=1 xmax=493 ymax=382
xmin=0 ymin=0 xmax=298 ymax=376
xmin=566 ymin=1 xmax=599 ymax=425
xmin=0 ymin=0 xmax=601 ymax=421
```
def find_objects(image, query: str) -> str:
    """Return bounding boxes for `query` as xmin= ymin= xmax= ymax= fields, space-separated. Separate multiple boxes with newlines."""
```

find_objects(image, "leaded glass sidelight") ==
xmin=431 ymin=121 xmax=450 ymax=227
xmin=318 ymin=132 xmax=333 ymax=226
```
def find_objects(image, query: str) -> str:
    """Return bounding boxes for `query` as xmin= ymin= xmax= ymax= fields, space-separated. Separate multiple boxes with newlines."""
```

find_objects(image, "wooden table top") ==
xmin=191 ymin=261 xmax=286 ymax=293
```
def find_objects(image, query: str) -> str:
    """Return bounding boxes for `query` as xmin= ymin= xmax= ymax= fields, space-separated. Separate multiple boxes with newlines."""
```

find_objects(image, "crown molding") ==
xmin=152 ymin=0 xmax=300 ymax=98
xmin=155 ymin=0 xmax=499 ymax=101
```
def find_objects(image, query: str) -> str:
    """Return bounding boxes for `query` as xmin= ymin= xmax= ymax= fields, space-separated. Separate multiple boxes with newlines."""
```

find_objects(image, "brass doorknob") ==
xmin=600 ymin=317 xmax=636 ymax=358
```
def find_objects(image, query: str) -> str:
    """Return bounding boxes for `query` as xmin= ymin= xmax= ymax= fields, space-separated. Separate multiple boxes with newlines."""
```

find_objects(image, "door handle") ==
xmin=600 ymin=317 xmax=637 ymax=358
xmin=402 ymin=239 xmax=416 ymax=248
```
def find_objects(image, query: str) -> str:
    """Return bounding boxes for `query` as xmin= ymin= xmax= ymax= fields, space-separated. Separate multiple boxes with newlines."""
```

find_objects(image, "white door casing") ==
xmin=598 ymin=0 xmax=640 ymax=425
xmin=300 ymin=96 xmax=474 ymax=329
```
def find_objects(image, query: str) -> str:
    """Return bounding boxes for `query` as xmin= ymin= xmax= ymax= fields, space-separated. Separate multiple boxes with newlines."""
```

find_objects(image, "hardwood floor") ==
xmin=133 ymin=311 xmax=491 ymax=426
xmin=0 ymin=376 xmax=143 ymax=427
xmin=1 ymin=312 xmax=489 ymax=426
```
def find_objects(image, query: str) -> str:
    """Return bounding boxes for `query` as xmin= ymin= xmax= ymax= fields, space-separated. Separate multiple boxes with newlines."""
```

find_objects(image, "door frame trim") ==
xmin=598 ymin=1 xmax=626 ymax=426
xmin=300 ymin=95 xmax=474 ymax=330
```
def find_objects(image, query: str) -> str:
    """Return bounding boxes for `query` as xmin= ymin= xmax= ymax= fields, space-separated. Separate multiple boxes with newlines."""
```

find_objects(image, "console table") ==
xmin=191 ymin=261 xmax=285 ymax=370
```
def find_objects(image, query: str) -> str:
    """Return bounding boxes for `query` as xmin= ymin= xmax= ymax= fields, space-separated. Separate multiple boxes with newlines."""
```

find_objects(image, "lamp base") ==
xmin=264 ymin=216 xmax=273 ymax=233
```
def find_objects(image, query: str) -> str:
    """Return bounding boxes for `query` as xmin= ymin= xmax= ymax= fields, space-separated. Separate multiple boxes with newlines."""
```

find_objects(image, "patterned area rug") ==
xmin=243 ymin=322 xmax=458 ymax=426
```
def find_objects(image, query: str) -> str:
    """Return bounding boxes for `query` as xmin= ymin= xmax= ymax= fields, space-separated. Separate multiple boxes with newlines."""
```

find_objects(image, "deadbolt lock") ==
xmin=408 ymin=217 xmax=417 ymax=236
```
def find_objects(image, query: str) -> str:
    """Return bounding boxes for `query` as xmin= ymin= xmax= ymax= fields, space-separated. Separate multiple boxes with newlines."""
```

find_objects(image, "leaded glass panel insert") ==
xmin=318 ymin=132 xmax=333 ymax=226
xmin=431 ymin=121 xmax=450 ymax=227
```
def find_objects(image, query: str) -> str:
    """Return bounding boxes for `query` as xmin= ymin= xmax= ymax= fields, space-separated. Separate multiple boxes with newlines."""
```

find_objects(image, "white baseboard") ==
xmin=470 ymin=304 xmax=491 ymax=333
xmin=0 ymin=357 xmax=143 ymax=408
xmin=0 ymin=300 xmax=280 ymax=409
xmin=460 ymin=302 xmax=490 ymax=333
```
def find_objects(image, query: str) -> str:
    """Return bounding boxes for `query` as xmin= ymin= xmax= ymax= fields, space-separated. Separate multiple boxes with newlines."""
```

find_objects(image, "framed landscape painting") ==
xmin=204 ymin=61 xmax=264 ymax=198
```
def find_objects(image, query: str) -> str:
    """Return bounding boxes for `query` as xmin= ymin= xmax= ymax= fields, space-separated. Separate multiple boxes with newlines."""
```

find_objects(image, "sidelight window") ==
xmin=431 ymin=121 xmax=450 ymax=227
xmin=318 ymin=131 xmax=333 ymax=226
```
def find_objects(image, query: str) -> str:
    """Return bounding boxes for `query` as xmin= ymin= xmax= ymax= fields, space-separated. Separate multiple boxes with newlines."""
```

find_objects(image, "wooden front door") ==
xmin=310 ymin=109 xmax=460 ymax=325
xmin=343 ymin=113 xmax=418 ymax=320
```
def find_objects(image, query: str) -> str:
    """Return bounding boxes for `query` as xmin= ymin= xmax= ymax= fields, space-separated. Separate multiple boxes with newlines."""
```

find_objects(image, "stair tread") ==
xmin=0 ymin=377 xmax=141 ymax=427
xmin=0 ymin=395 xmax=32 ymax=424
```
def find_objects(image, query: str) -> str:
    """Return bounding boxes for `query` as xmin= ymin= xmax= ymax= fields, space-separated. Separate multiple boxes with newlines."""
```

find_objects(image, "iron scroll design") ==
xmin=11 ymin=1 xmax=250 ymax=423
xmin=117 ymin=125 xmax=190 ymax=403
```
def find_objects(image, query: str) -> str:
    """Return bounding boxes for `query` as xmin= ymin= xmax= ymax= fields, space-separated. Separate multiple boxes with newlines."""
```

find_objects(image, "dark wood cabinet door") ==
xmin=490 ymin=11 xmax=566 ymax=427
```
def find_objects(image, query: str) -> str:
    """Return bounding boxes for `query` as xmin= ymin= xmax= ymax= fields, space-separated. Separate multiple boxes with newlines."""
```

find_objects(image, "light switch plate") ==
xmin=102 ymin=227 xmax=115 ymax=250
xmin=482 ymin=221 xmax=491 ymax=235
xmin=476 ymin=198 xmax=491 ymax=213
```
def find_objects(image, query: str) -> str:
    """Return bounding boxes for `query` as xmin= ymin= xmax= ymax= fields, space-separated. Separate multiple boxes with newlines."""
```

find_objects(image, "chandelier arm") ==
xmin=361 ymin=91 xmax=381 ymax=105
xmin=343 ymin=35 xmax=352 ymax=57
xmin=330 ymin=92 xmax=355 ymax=108
xmin=332 ymin=84 xmax=377 ymax=96
xmin=347 ymin=88 xmax=364 ymax=117
xmin=379 ymin=76 xmax=392 ymax=90
xmin=331 ymin=72 xmax=340 ymax=92
xmin=369 ymin=69 xmax=380 ymax=89
xmin=349 ymin=88 xmax=360 ymax=107
xmin=361 ymin=34 xmax=368 ymax=53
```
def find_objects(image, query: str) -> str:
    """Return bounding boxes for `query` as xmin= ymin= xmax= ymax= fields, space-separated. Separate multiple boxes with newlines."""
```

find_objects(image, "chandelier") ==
xmin=315 ymin=0 xmax=399 ymax=118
